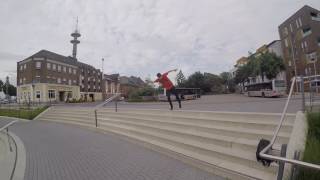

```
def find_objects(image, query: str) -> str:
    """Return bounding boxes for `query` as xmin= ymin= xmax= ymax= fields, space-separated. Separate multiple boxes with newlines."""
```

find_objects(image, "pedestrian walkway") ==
xmin=10 ymin=120 xmax=223 ymax=180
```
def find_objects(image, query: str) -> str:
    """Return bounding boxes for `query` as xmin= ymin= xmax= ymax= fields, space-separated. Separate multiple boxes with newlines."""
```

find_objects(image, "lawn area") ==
xmin=0 ymin=106 xmax=49 ymax=120
xmin=297 ymin=112 xmax=320 ymax=179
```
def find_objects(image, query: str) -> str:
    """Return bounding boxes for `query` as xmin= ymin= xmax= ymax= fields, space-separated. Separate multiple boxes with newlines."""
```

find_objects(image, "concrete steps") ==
xmin=38 ymin=107 xmax=296 ymax=180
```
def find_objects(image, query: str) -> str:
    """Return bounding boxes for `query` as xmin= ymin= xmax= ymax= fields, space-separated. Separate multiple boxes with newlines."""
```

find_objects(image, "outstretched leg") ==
xmin=174 ymin=91 xmax=181 ymax=108
xmin=167 ymin=94 xmax=173 ymax=110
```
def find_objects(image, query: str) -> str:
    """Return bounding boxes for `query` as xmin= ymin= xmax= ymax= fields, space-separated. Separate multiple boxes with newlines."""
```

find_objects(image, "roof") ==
xmin=20 ymin=49 xmax=101 ymax=71
xmin=104 ymin=74 xmax=119 ymax=82
xmin=120 ymin=76 xmax=145 ymax=87
xmin=22 ymin=49 xmax=78 ymax=66
xmin=266 ymin=40 xmax=281 ymax=47
xmin=279 ymin=5 xmax=320 ymax=28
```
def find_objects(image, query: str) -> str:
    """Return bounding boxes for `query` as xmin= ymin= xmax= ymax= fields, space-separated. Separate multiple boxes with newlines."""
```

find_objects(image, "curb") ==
xmin=33 ymin=106 xmax=52 ymax=120
xmin=9 ymin=132 xmax=26 ymax=180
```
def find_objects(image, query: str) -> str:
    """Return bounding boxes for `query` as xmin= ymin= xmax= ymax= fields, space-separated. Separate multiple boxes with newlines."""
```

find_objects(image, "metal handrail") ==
xmin=0 ymin=120 xmax=18 ymax=132
xmin=95 ymin=93 xmax=121 ymax=109
xmin=259 ymin=76 xmax=320 ymax=170
xmin=94 ymin=93 xmax=121 ymax=127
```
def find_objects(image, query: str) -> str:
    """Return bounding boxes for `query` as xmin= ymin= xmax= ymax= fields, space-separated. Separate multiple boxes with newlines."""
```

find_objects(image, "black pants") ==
xmin=166 ymin=86 xmax=181 ymax=110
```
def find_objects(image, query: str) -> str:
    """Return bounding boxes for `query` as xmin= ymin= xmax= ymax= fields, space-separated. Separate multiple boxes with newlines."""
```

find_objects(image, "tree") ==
xmin=184 ymin=71 xmax=223 ymax=94
xmin=2 ymin=76 xmax=17 ymax=96
xmin=145 ymin=76 xmax=155 ymax=88
xmin=175 ymin=70 xmax=186 ymax=87
xmin=0 ymin=79 xmax=3 ymax=91
xmin=203 ymin=73 xmax=223 ymax=94
xmin=260 ymin=52 xmax=286 ymax=80
xmin=234 ymin=52 xmax=285 ymax=85
xmin=220 ymin=72 xmax=232 ymax=93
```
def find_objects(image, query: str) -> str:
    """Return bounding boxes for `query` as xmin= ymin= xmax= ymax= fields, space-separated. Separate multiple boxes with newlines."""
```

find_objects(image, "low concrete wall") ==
xmin=283 ymin=111 xmax=308 ymax=179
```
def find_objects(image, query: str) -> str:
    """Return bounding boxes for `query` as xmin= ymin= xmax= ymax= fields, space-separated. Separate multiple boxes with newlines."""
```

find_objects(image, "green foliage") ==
xmin=298 ymin=112 xmax=320 ymax=179
xmin=128 ymin=86 xmax=156 ymax=101
xmin=3 ymin=84 xmax=17 ymax=96
xmin=220 ymin=72 xmax=235 ymax=93
xmin=183 ymin=71 xmax=223 ymax=94
xmin=234 ymin=52 xmax=285 ymax=84
xmin=1 ymin=77 xmax=16 ymax=96
xmin=0 ymin=80 xmax=3 ymax=91
xmin=0 ymin=106 xmax=49 ymax=120
xmin=260 ymin=53 xmax=286 ymax=80
xmin=175 ymin=70 xmax=186 ymax=87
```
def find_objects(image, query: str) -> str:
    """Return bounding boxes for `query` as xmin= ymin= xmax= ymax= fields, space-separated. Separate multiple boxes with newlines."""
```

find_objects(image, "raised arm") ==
xmin=165 ymin=69 xmax=178 ymax=74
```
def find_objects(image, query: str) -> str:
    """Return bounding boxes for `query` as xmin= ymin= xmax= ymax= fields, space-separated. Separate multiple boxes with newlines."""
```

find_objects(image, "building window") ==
xmin=295 ymin=19 xmax=299 ymax=28
xmin=288 ymin=60 xmax=292 ymax=67
xmin=302 ymin=27 xmax=312 ymax=37
xmin=57 ymin=78 xmax=61 ymax=84
xmin=52 ymin=64 xmax=56 ymax=71
xmin=58 ymin=65 xmax=61 ymax=72
xmin=47 ymin=63 xmax=51 ymax=70
xmin=283 ymin=27 xmax=288 ymax=36
xmin=290 ymin=24 xmax=293 ymax=32
xmin=48 ymin=90 xmax=55 ymax=99
xmin=35 ymin=62 xmax=41 ymax=69
xmin=284 ymin=38 xmax=289 ymax=47
xmin=36 ymin=91 xmax=41 ymax=99
xmin=69 ymin=68 xmax=72 ymax=74
xmin=19 ymin=78 xmax=22 ymax=84
xmin=317 ymin=37 xmax=320 ymax=46
xmin=73 ymin=80 xmax=76 ymax=84
xmin=24 ymin=64 xmax=27 ymax=70
xmin=20 ymin=65 xmax=23 ymax=71
xmin=23 ymin=77 xmax=26 ymax=83
xmin=73 ymin=69 xmax=76 ymax=74
xmin=298 ymin=17 xmax=302 ymax=27
xmin=311 ymin=12 xmax=320 ymax=21
xmin=68 ymin=79 xmax=71 ymax=85
xmin=63 ymin=66 xmax=66 ymax=73
xmin=304 ymin=41 xmax=308 ymax=50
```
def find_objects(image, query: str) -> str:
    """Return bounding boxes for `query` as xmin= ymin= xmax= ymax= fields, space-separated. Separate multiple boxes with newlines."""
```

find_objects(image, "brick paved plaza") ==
xmin=10 ymin=120 xmax=223 ymax=180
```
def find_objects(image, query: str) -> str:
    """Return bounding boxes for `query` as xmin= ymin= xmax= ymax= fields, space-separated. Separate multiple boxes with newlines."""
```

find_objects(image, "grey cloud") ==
xmin=0 ymin=0 xmax=319 ymax=82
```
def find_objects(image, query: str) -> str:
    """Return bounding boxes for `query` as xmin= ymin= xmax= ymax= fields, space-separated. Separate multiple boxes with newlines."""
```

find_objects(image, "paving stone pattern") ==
xmin=10 ymin=121 xmax=224 ymax=180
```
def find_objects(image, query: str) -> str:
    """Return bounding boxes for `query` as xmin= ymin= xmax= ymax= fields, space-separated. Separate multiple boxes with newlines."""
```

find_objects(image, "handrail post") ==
xmin=301 ymin=76 xmax=305 ymax=112
xmin=115 ymin=98 xmax=118 ymax=112
xmin=94 ymin=109 xmax=98 ymax=127
xmin=6 ymin=127 xmax=13 ymax=152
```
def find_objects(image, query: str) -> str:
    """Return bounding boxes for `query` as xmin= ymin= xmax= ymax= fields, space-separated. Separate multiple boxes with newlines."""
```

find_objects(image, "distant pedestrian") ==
xmin=154 ymin=69 xmax=181 ymax=110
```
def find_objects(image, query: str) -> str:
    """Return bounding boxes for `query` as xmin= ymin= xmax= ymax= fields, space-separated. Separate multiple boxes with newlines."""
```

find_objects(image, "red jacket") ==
xmin=154 ymin=72 xmax=174 ymax=90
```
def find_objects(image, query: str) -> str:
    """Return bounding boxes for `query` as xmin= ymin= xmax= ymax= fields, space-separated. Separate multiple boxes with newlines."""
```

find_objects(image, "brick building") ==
xmin=17 ymin=26 xmax=103 ymax=103
xmin=279 ymin=5 xmax=320 ymax=86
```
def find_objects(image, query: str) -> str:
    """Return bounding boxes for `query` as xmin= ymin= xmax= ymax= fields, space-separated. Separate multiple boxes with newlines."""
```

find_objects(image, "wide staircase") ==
xmin=38 ymin=106 xmax=296 ymax=180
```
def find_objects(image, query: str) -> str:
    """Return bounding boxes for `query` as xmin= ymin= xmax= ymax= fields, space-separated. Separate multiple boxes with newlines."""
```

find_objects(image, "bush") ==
xmin=297 ymin=112 xmax=320 ymax=180
xmin=128 ymin=86 xmax=156 ymax=101
xmin=0 ymin=106 xmax=49 ymax=120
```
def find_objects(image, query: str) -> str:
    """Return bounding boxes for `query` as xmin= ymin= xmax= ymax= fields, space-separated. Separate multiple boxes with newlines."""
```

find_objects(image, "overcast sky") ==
xmin=0 ymin=0 xmax=319 ymax=84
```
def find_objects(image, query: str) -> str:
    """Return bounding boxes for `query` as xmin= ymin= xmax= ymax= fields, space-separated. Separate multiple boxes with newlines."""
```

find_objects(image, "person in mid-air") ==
xmin=154 ymin=69 xmax=181 ymax=110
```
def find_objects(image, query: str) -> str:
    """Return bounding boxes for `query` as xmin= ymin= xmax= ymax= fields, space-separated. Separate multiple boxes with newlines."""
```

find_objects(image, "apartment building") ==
xmin=248 ymin=40 xmax=286 ymax=84
xmin=279 ymin=5 xmax=320 ymax=85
